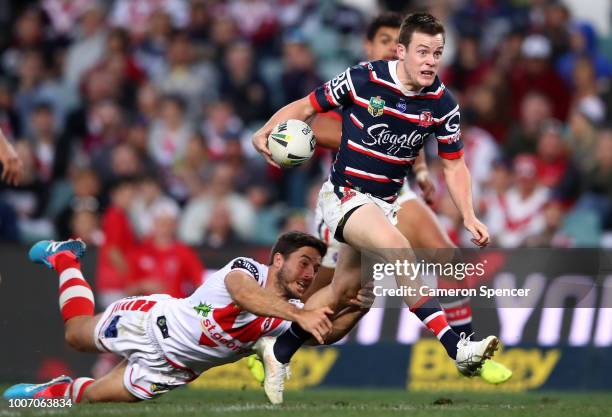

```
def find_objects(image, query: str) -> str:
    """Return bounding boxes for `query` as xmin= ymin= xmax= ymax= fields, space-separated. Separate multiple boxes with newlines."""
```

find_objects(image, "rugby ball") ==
xmin=267 ymin=119 xmax=316 ymax=168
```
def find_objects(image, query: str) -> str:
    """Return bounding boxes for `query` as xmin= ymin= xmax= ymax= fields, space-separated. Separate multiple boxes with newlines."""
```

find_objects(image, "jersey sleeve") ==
xmin=229 ymin=257 xmax=264 ymax=285
xmin=308 ymin=65 xmax=362 ymax=113
xmin=434 ymin=88 xmax=464 ymax=160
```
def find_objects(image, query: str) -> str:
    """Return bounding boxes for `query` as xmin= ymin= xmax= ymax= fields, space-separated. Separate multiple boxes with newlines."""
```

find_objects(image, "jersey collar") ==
xmin=389 ymin=60 xmax=431 ymax=97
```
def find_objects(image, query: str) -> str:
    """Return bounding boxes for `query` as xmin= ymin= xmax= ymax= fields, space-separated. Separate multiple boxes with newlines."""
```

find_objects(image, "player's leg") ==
xmin=342 ymin=204 xmax=499 ymax=373
xmin=28 ymin=239 xmax=101 ymax=352
xmin=80 ymin=360 xmax=138 ymax=403
xmin=396 ymin=198 xmax=475 ymax=335
xmin=397 ymin=198 xmax=512 ymax=384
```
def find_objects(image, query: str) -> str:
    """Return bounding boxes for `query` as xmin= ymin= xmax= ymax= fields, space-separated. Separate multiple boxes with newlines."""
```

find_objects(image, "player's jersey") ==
xmin=148 ymin=257 xmax=299 ymax=374
xmin=309 ymin=60 xmax=463 ymax=201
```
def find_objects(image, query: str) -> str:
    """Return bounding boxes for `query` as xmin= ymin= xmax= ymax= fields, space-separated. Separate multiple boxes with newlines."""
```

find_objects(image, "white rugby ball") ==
xmin=267 ymin=119 xmax=316 ymax=168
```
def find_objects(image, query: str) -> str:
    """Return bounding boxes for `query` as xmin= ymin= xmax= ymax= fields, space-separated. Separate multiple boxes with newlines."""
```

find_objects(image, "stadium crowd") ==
xmin=0 ymin=0 xmax=611 ymax=260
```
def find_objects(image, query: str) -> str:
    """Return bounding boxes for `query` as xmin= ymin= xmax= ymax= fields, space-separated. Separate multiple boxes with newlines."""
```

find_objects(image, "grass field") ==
xmin=1 ymin=388 xmax=611 ymax=417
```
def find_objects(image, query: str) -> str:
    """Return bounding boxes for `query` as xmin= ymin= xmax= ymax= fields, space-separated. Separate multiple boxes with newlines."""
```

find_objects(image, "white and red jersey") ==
xmin=147 ymin=257 xmax=299 ymax=374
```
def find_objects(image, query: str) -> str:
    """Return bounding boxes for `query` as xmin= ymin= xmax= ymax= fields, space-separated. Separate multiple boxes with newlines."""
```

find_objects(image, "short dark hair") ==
xmin=366 ymin=12 xmax=402 ymax=41
xmin=398 ymin=12 xmax=445 ymax=48
xmin=268 ymin=231 xmax=327 ymax=265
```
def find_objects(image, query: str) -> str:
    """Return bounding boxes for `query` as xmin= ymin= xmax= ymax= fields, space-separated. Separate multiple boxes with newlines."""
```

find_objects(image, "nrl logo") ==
xmin=368 ymin=96 xmax=385 ymax=117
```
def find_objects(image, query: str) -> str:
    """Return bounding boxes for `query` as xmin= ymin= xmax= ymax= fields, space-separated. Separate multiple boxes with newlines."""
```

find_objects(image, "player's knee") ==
xmin=330 ymin=279 xmax=361 ymax=307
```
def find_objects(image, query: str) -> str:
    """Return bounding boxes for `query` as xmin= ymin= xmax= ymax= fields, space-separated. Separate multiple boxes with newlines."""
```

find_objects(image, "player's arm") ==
xmin=441 ymin=156 xmax=489 ymax=247
xmin=252 ymin=96 xmax=318 ymax=167
xmin=412 ymin=150 xmax=435 ymax=204
xmin=309 ymin=113 xmax=342 ymax=149
xmin=253 ymin=66 xmax=355 ymax=165
xmin=0 ymin=130 xmax=23 ymax=185
xmin=225 ymin=271 xmax=333 ymax=344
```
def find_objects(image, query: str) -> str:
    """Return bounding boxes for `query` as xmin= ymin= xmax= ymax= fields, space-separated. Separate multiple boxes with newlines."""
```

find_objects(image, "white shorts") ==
xmin=314 ymin=204 xmax=341 ymax=269
xmin=94 ymin=295 xmax=198 ymax=400
xmin=396 ymin=182 xmax=418 ymax=205
xmin=317 ymin=179 xmax=400 ymax=242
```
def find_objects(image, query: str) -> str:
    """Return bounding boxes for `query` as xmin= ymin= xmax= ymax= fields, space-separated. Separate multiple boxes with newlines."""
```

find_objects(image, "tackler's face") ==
xmin=397 ymin=31 xmax=444 ymax=90
xmin=365 ymin=26 xmax=400 ymax=61
xmin=276 ymin=247 xmax=322 ymax=299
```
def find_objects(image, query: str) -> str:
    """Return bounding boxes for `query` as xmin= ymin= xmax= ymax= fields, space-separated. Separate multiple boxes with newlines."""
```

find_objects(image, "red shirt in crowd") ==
xmin=129 ymin=239 xmax=205 ymax=298
xmin=95 ymin=206 xmax=136 ymax=291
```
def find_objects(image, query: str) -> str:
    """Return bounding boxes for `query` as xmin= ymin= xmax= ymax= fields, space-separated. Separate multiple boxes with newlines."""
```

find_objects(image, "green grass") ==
xmin=1 ymin=388 xmax=611 ymax=417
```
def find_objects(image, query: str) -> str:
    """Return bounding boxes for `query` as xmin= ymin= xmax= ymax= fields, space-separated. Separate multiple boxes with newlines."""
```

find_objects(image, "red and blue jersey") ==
xmin=309 ymin=60 xmax=463 ymax=201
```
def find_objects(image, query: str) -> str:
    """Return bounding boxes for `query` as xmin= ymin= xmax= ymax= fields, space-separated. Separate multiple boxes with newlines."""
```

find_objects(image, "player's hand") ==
xmin=415 ymin=170 xmax=435 ymax=205
xmin=295 ymin=306 xmax=334 ymax=344
xmin=464 ymin=217 xmax=490 ymax=248
xmin=0 ymin=140 xmax=23 ymax=186
xmin=349 ymin=281 xmax=375 ymax=309
xmin=252 ymin=127 xmax=280 ymax=168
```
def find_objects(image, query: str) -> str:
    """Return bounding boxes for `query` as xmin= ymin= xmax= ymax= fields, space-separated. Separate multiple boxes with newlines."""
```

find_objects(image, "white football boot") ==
xmin=253 ymin=337 xmax=290 ymax=405
xmin=455 ymin=333 xmax=500 ymax=376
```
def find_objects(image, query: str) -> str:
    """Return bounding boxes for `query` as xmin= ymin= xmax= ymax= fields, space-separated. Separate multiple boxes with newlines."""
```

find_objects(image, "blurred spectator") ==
xmin=0 ymin=141 xmax=53 ymax=242
xmin=42 ymin=0 xmax=95 ymax=40
xmin=0 ymin=198 xmax=19 ymax=241
xmin=504 ymin=92 xmax=552 ymax=157
xmin=0 ymin=81 xmax=21 ymax=140
xmin=148 ymin=94 xmax=193 ymax=171
xmin=134 ymin=82 xmax=160 ymax=124
xmin=54 ymin=167 xmax=100 ymax=239
xmin=179 ymin=162 xmax=255 ymax=245
xmin=541 ymin=2 xmax=571 ymax=61
xmin=70 ymin=208 xmax=102 ymax=246
xmin=170 ymin=133 xmax=210 ymax=202
xmin=201 ymin=100 xmax=244 ymax=160
xmin=281 ymin=32 xmax=322 ymax=104
xmin=565 ymin=98 xmax=603 ymax=172
xmin=281 ymin=211 xmax=308 ymax=234
xmin=442 ymin=34 xmax=489 ymax=97
xmin=14 ymin=49 xmax=65 ymax=136
xmin=95 ymin=176 xmax=137 ymax=309
xmin=220 ymin=41 xmax=271 ymax=124
xmin=93 ymin=28 xmax=146 ymax=108
xmin=576 ymin=129 xmax=612 ymax=230
xmin=556 ymin=21 xmax=612 ymax=87
xmin=227 ymin=0 xmax=278 ymax=48
xmin=208 ymin=15 xmax=240 ymax=63
xmin=134 ymin=10 xmax=174 ymax=82
xmin=509 ymin=34 xmax=570 ymax=121
xmin=154 ymin=31 xmax=218 ymax=114
xmin=26 ymin=102 xmax=58 ymax=183
xmin=110 ymin=0 xmax=188 ymax=41
xmin=63 ymin=4 xmax=107 ymax=90
xmin=460 ymin=109 xmax=499 ymax=201
xmin=524 ymin=201 xmax=573 ymax=248
xmin=128 ymin=199 xmax=203 ymax=297
xmin=55 ymin=69 xmax=121 ymax=178
xmin=1 ymin=8 xmax=49 ymax=79
xmin=484 ymin=154 xmax=550 ymax=248
xmin=130 ymin=174 xmax=177 ymax=238
xmin=534 ymin=120 xmax=580 ymax=201
xmin=199 ymin=200 xmax=245 ymax=251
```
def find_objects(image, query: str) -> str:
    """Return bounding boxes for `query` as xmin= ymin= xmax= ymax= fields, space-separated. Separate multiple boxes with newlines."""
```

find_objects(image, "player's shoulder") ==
xmin=433 ymin=78 xmax=459 ymax=116
xmin=227 ymin=257 xmax=266 ymax=282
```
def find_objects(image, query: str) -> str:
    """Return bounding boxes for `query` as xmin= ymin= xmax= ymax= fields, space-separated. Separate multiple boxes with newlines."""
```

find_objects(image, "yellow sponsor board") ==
xmin=190 ymin=347 xmax=338 ymax=391
xmin=408 ymin=339 xmax=560 ymax=392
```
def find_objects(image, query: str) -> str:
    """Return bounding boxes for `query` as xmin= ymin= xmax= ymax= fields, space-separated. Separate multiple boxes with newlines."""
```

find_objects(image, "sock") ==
xmin=272 ymin=322 xmax=311 ymax=364
xmin=440 ymin=297 xmax=474 ymax=337
xmin=65 ymin=377 xmax=95 ymax=403
xmin=49 ymin=252 xmax=95 ymax=322
xmin=411 ymin=296 xmax=460 ymax=359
